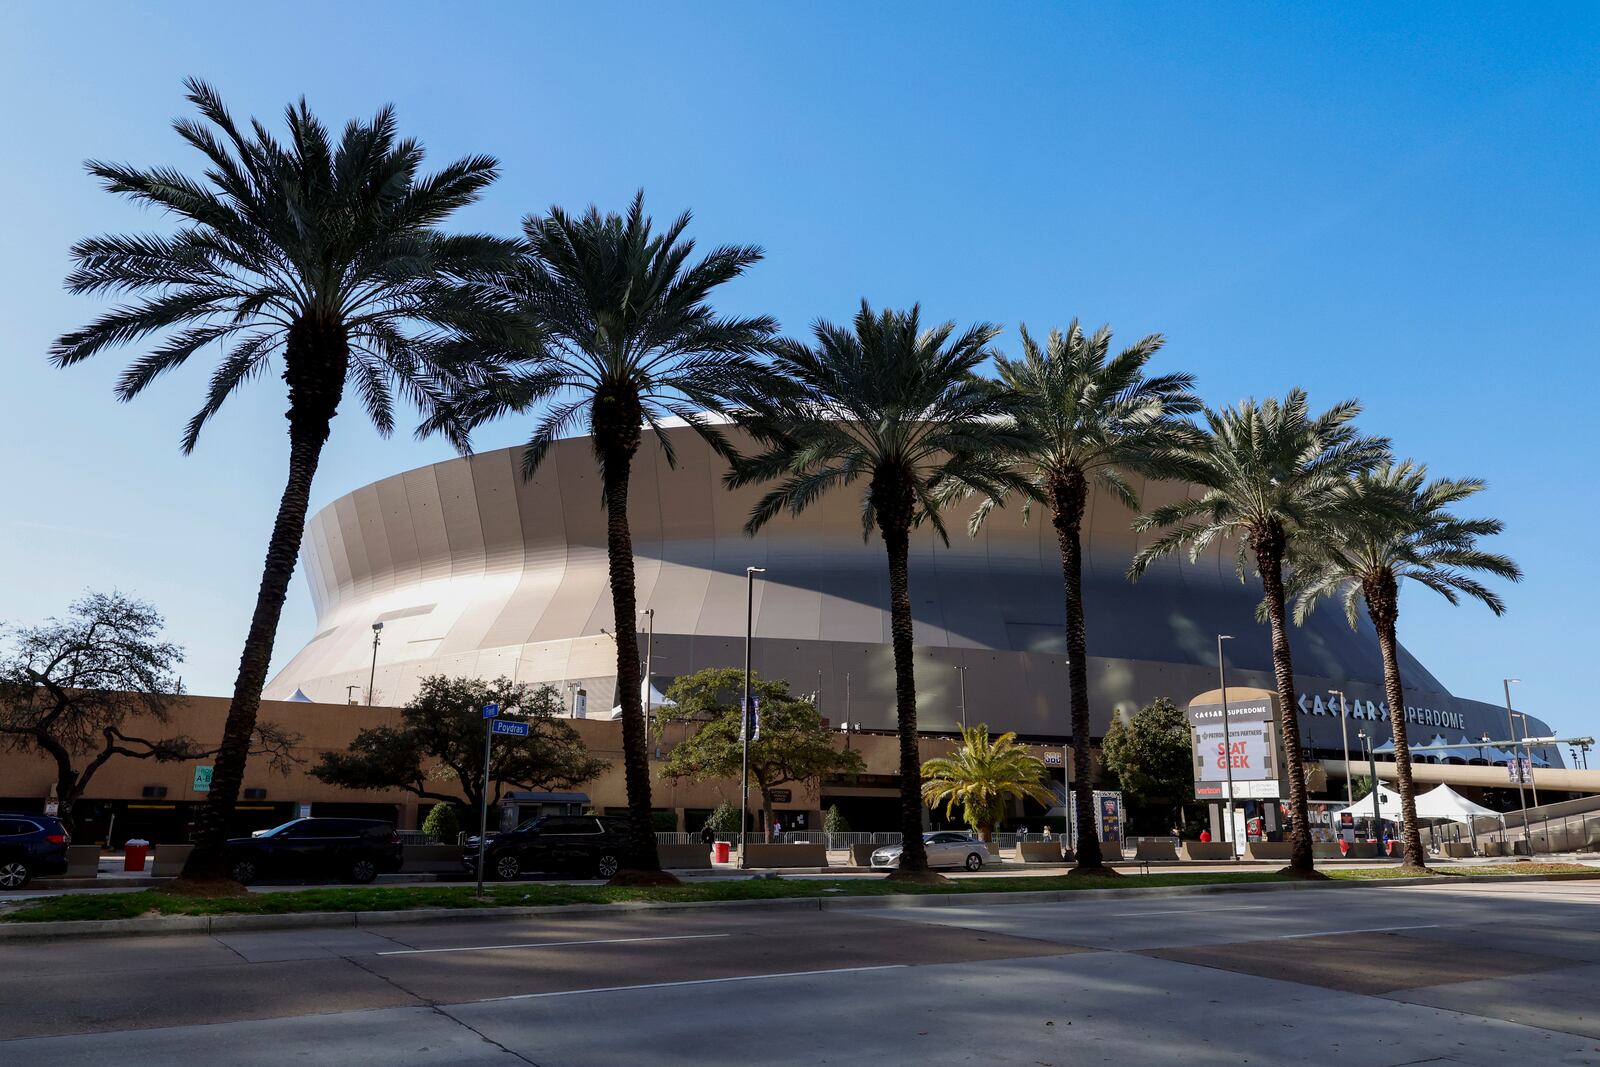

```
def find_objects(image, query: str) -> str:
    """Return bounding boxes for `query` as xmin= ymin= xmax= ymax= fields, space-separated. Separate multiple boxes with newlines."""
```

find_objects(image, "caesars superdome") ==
xmin=264 ymin=423 xmax=1553 ymax=760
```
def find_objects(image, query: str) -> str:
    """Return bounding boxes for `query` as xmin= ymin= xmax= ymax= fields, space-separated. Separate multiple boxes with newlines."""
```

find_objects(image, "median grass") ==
xmin=5 ymin=863 xmax=1591 ymax=925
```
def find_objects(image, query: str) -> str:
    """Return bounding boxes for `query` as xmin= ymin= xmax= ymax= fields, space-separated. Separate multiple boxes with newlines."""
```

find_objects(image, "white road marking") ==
xmin=1105 ymin=905 xmax=1277 ymax=916
xmin=377 ymin=933 xmax=728 ymax=956
xmin=1265 ymin=923 xmax=1440 ymax=939
xmin=474 ymin=964 xmax=908 ymax=1001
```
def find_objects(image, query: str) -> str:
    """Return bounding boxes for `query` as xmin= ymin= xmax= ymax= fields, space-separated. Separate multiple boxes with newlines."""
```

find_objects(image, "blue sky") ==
xmin=3 ymin=4 xmax=1596 ymax=740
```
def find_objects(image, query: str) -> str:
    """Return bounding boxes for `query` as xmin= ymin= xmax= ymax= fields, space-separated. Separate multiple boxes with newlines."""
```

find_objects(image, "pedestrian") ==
xmin=1170 ymin=821 xmax=1181 ymax=840
xmin=700 ymin=822 xmax=715 ymax=848
xmin=1018 ymin=826 xmax=1028 ymax=843
xmin=772 ymin=819 xmax=783 ymax=841
xmin=1042 ymin=826 xmax=1052 ymax=841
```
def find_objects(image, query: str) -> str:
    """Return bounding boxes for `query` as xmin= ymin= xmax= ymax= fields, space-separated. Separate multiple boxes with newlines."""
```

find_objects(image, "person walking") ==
xmin=700 ymin=822 xmax=716 ymax=848
xmin=772 ymin=819 xmax=784 ymax=842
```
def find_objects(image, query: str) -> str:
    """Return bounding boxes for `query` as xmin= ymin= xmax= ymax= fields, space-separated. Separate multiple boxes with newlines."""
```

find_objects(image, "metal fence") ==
xmin=654 ymin=831 xmax=902 ymax=848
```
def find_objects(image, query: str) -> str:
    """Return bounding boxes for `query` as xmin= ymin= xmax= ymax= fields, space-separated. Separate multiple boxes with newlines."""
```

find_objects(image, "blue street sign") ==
xmin=490 ymin=719 xmax=529 ymax=737
xmin=482 ymin=703 xmax=500 ymax=719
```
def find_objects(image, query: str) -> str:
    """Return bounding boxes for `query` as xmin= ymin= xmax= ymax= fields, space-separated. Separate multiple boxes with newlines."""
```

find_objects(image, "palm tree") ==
xmin=730 ymin=302 xmax=1032 ymax=876
xmin=921 ymin=725 xmax=1058 ymax=841
xmin=964 ymin=321 xmax=1200 ymax=872
xmin=1288 ymin=462 xmax=1521 ymax=870
xmin=438 ymin=193 xmax=777 ymax=875
xmin=1128 ymin=391 xmax=1389 ymax=875
xmin=50 ymin=81 xmax=519 ymax=881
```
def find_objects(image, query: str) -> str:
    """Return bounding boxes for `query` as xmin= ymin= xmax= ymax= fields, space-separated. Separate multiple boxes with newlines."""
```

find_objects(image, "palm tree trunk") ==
xmin=1369 ymin=577 xmax=1426 ymax=869
xmin=598 ymin=428 xmax=662 ymax=874
xmin=184 ymin=328 xmax=345 ymax=882
xmin=1051 ymin=473 xmax=1104 ymax=871
xmin=1253 ymin=528 xmax=1316 ymax=875
xmin=881 ymin=515 xmax=930 ymax=874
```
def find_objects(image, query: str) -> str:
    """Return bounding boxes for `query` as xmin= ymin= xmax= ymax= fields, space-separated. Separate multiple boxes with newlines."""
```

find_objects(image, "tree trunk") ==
xmin=1369 ymin=574 xmax=1426 ymax=869
xmin=595 ymin=399 xmax=662 ymax=874
xmin=185 ymin=323 xmax=345 ymax=881
xmin=876 ymin=473 xmax=930 ymax=873
xmin=1051 ymin=471 xmax=1104 ymax=871
xmin=1253 ymin=526 xmax=1316 ymax=875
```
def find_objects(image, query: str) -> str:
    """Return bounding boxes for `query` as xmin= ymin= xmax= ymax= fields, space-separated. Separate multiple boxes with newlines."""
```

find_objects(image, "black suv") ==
xmin=0 ymin=812 xmax=71 ymax=889
xmin=225 ymin=818 xmax=403 ymax=884
xmin=465 ymin=815 xmax=636 ymax=880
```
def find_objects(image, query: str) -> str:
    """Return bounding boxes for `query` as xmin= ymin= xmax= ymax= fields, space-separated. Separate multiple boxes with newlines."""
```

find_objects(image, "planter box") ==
xmin=657 ymin=843 xmax=712 ymax=870
xmin=1180 ymin=841 xmax=1234 ymax=861
xmin=741 ymin=843 xmax=828 ymax=868
xmin=151 ymin=843 xmax=193 ymax=877
xmin=1133 ymin=839 xmax=1178 ymax=861
xmin=1244 ymin=842 xmax=1293 ymax=861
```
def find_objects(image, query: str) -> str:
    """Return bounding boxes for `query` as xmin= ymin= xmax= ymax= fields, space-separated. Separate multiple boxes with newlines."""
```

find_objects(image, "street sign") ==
xmin=490 ymin=719 xmax=529 ymax=737
xmin=482 ymin=703 xmax=500 ymax=719
xmin=192 ymin=765 xmax=213 ymax=792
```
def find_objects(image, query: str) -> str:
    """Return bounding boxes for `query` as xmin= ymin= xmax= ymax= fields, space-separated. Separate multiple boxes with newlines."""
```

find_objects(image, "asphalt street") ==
xmin=5 ymin=879 xmax=1600 ymax=1066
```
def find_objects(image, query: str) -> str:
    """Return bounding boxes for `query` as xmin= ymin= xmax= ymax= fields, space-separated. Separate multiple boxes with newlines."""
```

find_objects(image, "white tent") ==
xmin=1329 ymin=782 xmax=1406 ymax=822
xmin=607 ymin=679 xmax=676 ymax=720
xmin=1412 ymin=784 xmax=1501 ymax=824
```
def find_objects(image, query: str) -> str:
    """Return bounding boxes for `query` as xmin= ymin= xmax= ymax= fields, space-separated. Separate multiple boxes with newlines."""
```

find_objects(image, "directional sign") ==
xmin=192 ymin=765 xmax=213 ymax=793
xmin=482 ymin=703 xmax=500 ymax=719
xmin=490 ymin=719 xmax=529 ymax=737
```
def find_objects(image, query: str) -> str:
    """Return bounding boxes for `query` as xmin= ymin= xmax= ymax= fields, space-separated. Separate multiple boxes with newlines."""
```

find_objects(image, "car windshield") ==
xmin=512 ymin=817 xmax=546 ymax=833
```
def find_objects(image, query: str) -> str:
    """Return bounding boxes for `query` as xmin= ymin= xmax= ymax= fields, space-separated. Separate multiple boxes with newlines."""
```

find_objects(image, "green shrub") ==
xmin=705 ymin=800 xmax=742 ymax=833
xmin=421 ymin=803 xmax=461 ymax=842
xmin=823 ymin=804 xmax=849 ymax=834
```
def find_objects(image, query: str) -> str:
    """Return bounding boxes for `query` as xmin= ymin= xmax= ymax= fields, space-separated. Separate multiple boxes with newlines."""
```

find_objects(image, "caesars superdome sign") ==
xmin=1292 ymin=691 xmax=1468 ymax=732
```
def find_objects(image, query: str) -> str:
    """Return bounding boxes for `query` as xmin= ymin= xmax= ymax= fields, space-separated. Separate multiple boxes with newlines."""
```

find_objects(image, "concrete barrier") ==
xmin=1442 ymin=842 xmax=1475 ymax=858
xmin=65 ymin=845 xmax=101 ymax=877
xmin=1312 ymin=843 xmax=1343 ymax=859
xmin=402 ymin=844 xmax=464 ymax=873
xmin=1481 ymin=840 xmax=1510 ymax=857
xmin=1017 ymin=842 xmax=1068 ymax=863
xmin=1345 ymin=842 xmax=1380 ymax=859
xmin=741 ymin=843 xmax=828 ymax=868
xmin=1244 ymin=842 xmax=1293 ymax=861
xmin=657 ymin=843 xmax=712 ymax=869
xmin=151 ymin=843 xmax=193 ymax=877
xmin=1134 ymin=839 xmax=1178 ymax=861
xmin=849 ymin=843 xmax=879 ymax=866
xmin=1181 ymin=841 xmax=1235 ymax=861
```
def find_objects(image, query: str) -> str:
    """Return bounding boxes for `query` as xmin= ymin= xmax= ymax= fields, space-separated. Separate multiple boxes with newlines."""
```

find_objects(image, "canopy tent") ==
xmin=1329 ymin=783 xmax=1407 ymax=822
xmin=1411 ymin=784 xmax=1503 ymax=824
xmin=607 ymin=679 xmax=676 ymax=720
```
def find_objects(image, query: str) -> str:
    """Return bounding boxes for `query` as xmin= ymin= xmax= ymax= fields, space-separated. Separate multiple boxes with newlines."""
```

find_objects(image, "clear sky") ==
xmin=3 ymin=4 xmax=1596 ymax=742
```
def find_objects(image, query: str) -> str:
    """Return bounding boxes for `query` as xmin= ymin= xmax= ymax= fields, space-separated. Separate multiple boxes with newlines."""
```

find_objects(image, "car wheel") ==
xmin=594 ymin=853 xmax=620 ymax=879
xmin=229 ymin=858 xmax=257 ymax=885
xmin=493 ymin=853 xmax=521 ymax=881
xmin=345 ymin=858 xmax=378 ymax=885
xmin=964 ymin=852 xmax=984 ymax=872
xmin=0 ymin=860 xmax=31 ymax=889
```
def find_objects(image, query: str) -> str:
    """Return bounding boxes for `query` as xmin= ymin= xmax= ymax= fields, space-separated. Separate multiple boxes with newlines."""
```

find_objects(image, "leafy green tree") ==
xmin=52 ymin=81 xmax=520 ymax=880
xmin=731 ymin=303 xmax=1030 ymax=873
xmin=0 ymin=592 xmax=297 ymax=837
xmin=438 ymin=193 xmax=777 ymax=874
xmin=1099 ymin=698 xmax=1194 ymax=833
xmin=705 ymin=801 xmax=742 ymax=834
xmin=654 ymin=668 xmax=864 ymax=840
xmin=1288 ymin=462 xmax=1521 ymax=870
xmin=962 ymin=321 xmax=1199 ymax=870
xmin=312 ymin=676 xmax=607 ymax=813
xmin=920 ymin=725 xmax=1056 ymax=841
xmin=823 ymin=804 xmax=850 ymax=835
xmin=1130 ymin=391 xmax=1389 ymax=875
xmin=421 ymin=801 xmax=461 ymax=843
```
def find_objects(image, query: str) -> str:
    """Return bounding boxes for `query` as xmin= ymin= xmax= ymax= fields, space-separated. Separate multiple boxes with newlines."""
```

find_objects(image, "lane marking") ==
xmin=1105 ymin=905 xmax=1276 ymax=917
xmin=377 ymin=933 xmax=728 ymax=956
xmin=473 ymin=964 xmax=907 ymax=1001
xmin=1265 ymin=923 xmax=1440 ymax=939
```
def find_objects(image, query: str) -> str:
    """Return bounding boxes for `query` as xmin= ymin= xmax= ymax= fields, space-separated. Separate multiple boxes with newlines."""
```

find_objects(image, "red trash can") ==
xmin=713 ymin=841 xmax=731 ymax=864
xmin=123 ymin=839 xmax=150 ymax=872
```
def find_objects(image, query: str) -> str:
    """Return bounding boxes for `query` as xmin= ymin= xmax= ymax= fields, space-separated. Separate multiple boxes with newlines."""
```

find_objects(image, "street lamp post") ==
xmin=1503 ymin=679 xmax=1530 ymax=844
xmin=1512 ymin=712 xmax=1541 ymax=808
xmin=1216 ymin=635 xmax=1237 ymax=857
xmin=367 ymin=622 xmax=383 ymax=706
xmin=739 ymin=566 xmax=766 ymax=869
xmin=641 ymin=608 xmax=655 ymax=754
xmin=1363 ymin=730 xmax=1381 ymax=842
xmin=953 ymin=665 xmax=968 ymax=733
xmin=1330 ymin=689 xmax=1353 ymax=808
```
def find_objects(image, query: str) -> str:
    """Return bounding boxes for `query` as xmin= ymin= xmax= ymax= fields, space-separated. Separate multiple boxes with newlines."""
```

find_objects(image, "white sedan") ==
xmin=871 ymin=831 xmax=988 ymax=871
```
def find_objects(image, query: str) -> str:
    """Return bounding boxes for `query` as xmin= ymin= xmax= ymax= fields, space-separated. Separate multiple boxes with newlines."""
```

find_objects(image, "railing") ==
xmin=654 ymin=831 xmax=903 ymax=847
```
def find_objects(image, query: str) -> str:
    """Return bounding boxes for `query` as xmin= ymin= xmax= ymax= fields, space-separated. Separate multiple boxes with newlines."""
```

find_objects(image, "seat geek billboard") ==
xmin=1187 ymin=689 xmax=1282 ymax=800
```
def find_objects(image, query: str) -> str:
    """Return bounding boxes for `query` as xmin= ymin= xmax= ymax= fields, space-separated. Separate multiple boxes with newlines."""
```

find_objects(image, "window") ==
xmin=540 ymin=817 xmax=601 ymax=836
xmin=0 ymin=820 xmax=30 ymax=837
xmin=289 ymin=821 xmax=354 ymax=838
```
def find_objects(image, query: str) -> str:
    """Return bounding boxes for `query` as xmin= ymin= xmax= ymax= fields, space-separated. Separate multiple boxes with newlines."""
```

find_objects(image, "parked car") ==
xmin=225 ymin=818 xmax=403 ymax=885
xmin=871 ymin=831 xmax=988 ymax=871
xmin=0 ymin=812 xmax=71 ymax=889
xmin=463 ymin=814 xmax=636 ymax=880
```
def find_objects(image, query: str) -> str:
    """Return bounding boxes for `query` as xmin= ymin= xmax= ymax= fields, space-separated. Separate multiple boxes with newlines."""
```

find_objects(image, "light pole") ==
xmin=1503 ymin=679 xmax=1530 ymax=839
xmin=1358 ymin=729 xmax=1381 ymax=842
xmin=1216 ymin=634 xmax=1237 ymax=856
xmin=1330 ymin=688 xmax=1353 ymax=808
xmin=953 ymin=665 xmax=968 ymax=733
xmin=1512 ymin=712 xmax=1541 ymax=808
xmin=345 ymin=684 xmax=359 ymax=705
xmin=739 ymin=566 xmax=765 ymax=869
xmin=367 ymin=622 xmax=383 ymax=706
xmin=842 ymin=672 xmax=853 ymax=750
xmin=641 ymin=608 xmax=655 ymax=751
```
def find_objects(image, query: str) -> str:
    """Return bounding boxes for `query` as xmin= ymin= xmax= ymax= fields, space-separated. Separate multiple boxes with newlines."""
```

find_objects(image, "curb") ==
xmin=1 ymin=870 xmax=1592 ymax=941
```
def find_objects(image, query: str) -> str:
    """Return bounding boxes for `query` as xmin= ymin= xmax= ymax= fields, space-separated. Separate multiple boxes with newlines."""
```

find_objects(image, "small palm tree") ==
xmin=1129 ymin=390 xmax=1389 ymax=875
xmin=440 ymin=192 xmax=777 ymax=874
xmin=964 ymin=321 xmax=1200 ymax=872
xmin=51 ymin=81 xmax=519 ymax=880
xmin=921 ymin=726 xmax=1058 ymax=841
xmin=731 ymin=302 xmax=1032 ymax=875
xmin=1289 ymin=462 xmax=1521 ymax=870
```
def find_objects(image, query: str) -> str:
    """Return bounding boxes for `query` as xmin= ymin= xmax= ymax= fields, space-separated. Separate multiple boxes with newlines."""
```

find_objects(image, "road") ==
xmin=4 ymin=879 xmax=1600 ymax=1065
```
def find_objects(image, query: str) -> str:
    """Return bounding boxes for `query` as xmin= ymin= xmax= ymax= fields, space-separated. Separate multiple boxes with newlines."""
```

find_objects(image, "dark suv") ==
xmin=465 ymin=815 xmax=636 ymax=880
xmin=225 ymin=818 xmax=403 ymax=884
xmin=0 ymin=813 xmax=71 ymax=889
